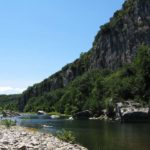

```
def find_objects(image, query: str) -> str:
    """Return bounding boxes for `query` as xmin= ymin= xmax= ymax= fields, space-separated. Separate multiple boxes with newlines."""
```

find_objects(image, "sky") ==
xmin=0 ymin=0 xmax=124 ymax=94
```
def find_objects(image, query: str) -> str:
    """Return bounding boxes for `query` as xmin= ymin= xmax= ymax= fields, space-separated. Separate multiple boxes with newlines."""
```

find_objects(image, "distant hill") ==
xmin=1 ymin=0 xmax=150 ymax=115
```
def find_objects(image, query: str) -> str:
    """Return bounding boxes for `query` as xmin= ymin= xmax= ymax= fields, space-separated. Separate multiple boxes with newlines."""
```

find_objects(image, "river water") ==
xmin=14 ymin=114 xmax=150 ymax=150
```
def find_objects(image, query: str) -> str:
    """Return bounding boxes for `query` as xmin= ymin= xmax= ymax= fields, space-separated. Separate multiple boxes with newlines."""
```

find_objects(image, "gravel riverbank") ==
xmin=0 ymin=126 xmax=87 ymax=150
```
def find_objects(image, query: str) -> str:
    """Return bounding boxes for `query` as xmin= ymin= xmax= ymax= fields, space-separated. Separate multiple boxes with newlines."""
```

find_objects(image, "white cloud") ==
xmin=0 ymin=86 xmax=26 ymax=95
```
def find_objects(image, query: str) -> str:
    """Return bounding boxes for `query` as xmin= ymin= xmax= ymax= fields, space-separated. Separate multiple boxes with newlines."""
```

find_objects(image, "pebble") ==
xmin=0 ymin=126 xmax=87 ymax=150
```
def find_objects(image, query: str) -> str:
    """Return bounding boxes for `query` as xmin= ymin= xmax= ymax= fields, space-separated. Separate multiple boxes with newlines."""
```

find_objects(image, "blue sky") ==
xmin=0 ymin=0 xmax=124 ymax=94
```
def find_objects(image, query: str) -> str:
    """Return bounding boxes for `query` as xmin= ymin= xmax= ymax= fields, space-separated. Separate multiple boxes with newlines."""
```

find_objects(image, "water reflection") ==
xmin=15 ymin=114 xmax=150 ymax=150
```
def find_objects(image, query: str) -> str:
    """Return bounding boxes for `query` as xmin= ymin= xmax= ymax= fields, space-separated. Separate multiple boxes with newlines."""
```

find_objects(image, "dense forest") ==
xmin=0 ymin=0 xmax=150 ymax=115
xmin=0 ymin=94 xmax=20 ymax=111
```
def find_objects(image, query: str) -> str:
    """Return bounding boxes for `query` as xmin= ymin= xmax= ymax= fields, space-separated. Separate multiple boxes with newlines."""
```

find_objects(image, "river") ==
xmin=13 ymin=114 xmax=150 ymax=150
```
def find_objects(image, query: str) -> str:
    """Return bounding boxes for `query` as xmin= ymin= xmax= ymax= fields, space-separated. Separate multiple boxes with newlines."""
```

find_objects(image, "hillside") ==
xmin=0 ymin=94 xmax=20 ymax=111
xmin=1 ymin=0 xmax=150 ymax=114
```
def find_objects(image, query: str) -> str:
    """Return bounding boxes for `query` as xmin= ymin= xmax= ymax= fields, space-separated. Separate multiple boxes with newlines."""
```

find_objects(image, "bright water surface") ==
xmin=14 ymin=114 xmax=150 ymax=150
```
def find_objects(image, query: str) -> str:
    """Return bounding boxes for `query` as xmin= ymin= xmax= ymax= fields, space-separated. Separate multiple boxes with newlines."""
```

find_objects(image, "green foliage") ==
xmin=55 ymin=69 xmax=107 ymax=114
xmin=100 ymin=23 xmax=111 ymax=34
xmin=123 ymin=0 xmax=134 ymax=13
xmin=56 ymin=129 xmax=76 ymax=143
xmin=105 ymin=66 xmax=136 ymax=101
xmin=134 ymin=45 xmax=150 ymax=101
xmin=48 ymin=111 xmax=61 ymax=115
xmin=0 ymin=119 xmax=16 ymax=128
xmin=0 ymin=95 xmax=20 ymax=111
xmin=134 ymin=45 xmax=150 ymax=74
xmin=24 ymin=88 xmax=65 ymax=112
xmin=100 ymin=0 xmax=134 ymax=34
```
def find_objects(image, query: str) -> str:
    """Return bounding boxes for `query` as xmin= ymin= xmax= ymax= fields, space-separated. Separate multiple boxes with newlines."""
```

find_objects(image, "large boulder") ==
xmin=122 ymin=112 xmax=150 ymax=123
xmin=37 ymin=110 xmax=46 ymax=115
xmin=116 ymin=100 xmax=150 ymax=123
xmin=73 ymin=110 xmax=92 ymax=119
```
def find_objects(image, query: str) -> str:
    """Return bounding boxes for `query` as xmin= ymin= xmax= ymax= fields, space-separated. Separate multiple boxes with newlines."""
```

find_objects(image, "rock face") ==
xmin=90 ymin=0 xmax=150 ymax=70
xmin=116 ymin=101 xmax=150 ymax=123
xmin=18 ymin=0 xmax=150 ymax=111
xmin=0 ymin=126 xmax=87 ymax=150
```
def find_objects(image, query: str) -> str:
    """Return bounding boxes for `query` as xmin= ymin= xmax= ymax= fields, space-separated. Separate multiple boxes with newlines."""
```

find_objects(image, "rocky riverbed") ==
xmin=0 ymin=126 xmax=87 ymax=150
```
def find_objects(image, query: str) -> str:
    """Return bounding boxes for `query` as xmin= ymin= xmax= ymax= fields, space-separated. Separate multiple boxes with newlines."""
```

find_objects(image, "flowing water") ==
xmin=14 ymin=114 xmax=150 ymax=150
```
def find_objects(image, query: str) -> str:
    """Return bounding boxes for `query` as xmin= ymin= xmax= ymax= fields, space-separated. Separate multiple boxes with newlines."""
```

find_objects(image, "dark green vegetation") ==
xmin=0 ymin=119 xmax=16 ymax=128
xmin=56 ymin=129 xmax=76 ymax=143
xmin=0 ymin=95 xmax=20 ymax=111
xmin=100 ymin=0 xmax=134 ymax=33
xmin=0 ymin=0 xmax=150 ymax=115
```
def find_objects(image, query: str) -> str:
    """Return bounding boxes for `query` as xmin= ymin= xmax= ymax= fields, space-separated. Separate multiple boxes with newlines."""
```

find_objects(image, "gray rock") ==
xmin=18 ymin=143 xmax=27 ymax=150
xmin=2 ymin=140 xmax=9 ymax=145
xmin=37 ymin=110 xmax=47 ymax=115
xmin=73 ymin=110 xmax=92 ymax=119
xmin=47 ymin=142 xmax=56 ymax=150
xmin=0 ymin=126 xmax=87 ymax=150
xmin=0 ymin=145 xmax=8 ymax=150
xmin=116 ymin=100 xmax=150 ymax=123
xmin=21 ymin=132 xmax=27 ymax=136
xmin=31 ymin=140 xmax=39 ymax=146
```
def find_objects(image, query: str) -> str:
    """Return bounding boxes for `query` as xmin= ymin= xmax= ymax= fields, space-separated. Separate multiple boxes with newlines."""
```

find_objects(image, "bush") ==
xmin=0 ymin=119 xmax=16 ymax=128
xmin=100 ymin=23 xmax=111 ymax=33
xmin=56 ymin=129 xmax=76 ymax=143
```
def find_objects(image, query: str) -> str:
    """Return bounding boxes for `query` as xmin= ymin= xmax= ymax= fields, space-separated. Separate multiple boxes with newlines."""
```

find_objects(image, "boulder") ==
xmin=51 ymin=115 xmax=60 ymax=119
xmin=68 ymin=116 xmax=73 ymax=120
xmin=122 ymin=112 xmax=150 ymax=123
xmin=37 ymin=110 xmax=46 ymax=115
xmin=0 ymin=146 xmax=8 ymax=150
xmin=18 ymin=143 xmax=27 ymax=150
xmin=47 ymin=142 xmax=55 ymax=150
xmin=116 ymin=100 xmax=150 ymax=123
xmin=73 ymin=110 xmax=92 ymax=119
xmin=2 ymin=140 xmax=9 ymax=145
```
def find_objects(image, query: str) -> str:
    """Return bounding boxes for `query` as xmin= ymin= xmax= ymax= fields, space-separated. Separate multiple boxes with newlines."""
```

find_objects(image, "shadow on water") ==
xmin=13 ymin=114 xmax=150 ymax=150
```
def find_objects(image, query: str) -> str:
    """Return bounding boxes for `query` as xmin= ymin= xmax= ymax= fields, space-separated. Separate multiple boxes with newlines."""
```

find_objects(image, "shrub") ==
xmin=56 ymin=129 xmax=76 ymax=143
xmin=0 ymin=119 xmax=16 ymax=128
xmin=100 ymin=23 xmax=111 ymax=33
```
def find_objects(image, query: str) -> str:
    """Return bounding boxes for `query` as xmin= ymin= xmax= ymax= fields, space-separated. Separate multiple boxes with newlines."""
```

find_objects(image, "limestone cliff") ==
xmin=90 ymin=0 xmax=150 ymax=70
xmin=19 ymin=0 xmax=150 ymax=111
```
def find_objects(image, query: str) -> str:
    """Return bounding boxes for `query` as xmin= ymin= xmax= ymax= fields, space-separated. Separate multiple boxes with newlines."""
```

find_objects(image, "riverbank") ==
xmin=0 ymin=125 xmax=87 ymax=150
